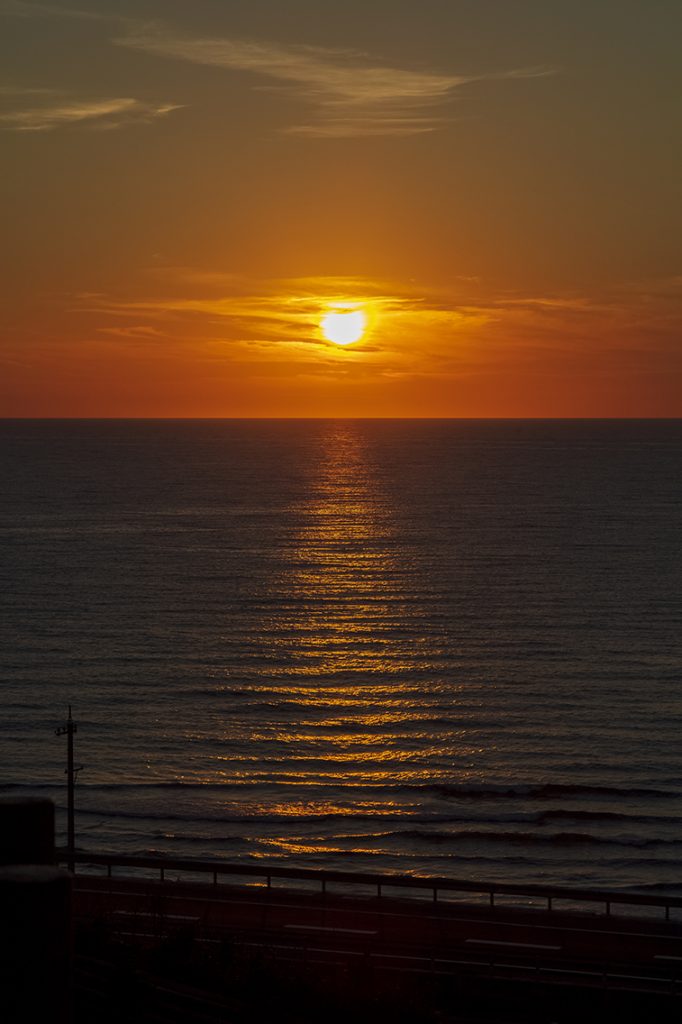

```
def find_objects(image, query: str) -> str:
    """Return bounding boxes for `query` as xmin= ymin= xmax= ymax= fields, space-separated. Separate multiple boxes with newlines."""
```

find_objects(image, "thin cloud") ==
xmin=96 ymin=325 xmax=166 ymax=339
xmin=73 ymin=274 xmax=491 ymax=359
xmin=0 ymin=91 xmax=182 ymax=131
xmin=2 ymin=3 xmax=554 ymax=137
xmin=63 ymin=270 xmax=682 ymax=388
xmin=284 ymin=116 xmax=447 ymax=138
xmin=114 ymin=26 xmax=552 ymax=137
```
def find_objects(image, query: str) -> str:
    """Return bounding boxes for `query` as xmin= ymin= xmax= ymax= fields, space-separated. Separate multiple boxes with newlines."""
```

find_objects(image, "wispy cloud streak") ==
xmin=114 ymin=27 xmax=551 ymax=137
xmin=2 ymin=2 xmax=553 ymax=137
xmin=72 ymin=270 xmax=682 ymax=371
xmin=0 ymin=91 xmax=182 ymax=131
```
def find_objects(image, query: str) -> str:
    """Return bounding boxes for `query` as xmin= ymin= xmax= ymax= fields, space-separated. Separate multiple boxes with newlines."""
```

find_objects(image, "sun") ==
xmin=321 ymin=308 xmax=366 ymax=346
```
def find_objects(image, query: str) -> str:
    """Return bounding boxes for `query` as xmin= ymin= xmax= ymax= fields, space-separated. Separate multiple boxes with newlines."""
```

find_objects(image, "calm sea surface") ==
xmin=1 ymin=419 xmax=681 ymax=893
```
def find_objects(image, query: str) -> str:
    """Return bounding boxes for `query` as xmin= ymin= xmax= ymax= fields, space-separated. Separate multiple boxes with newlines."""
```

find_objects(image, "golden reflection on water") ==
xmin=253 ymin=841 xmax=373 ymax=857
xmin=222 ymin=748 xmax=474 ymax=763
xmin=247 ymin=730 xmax=467 ymax=745
xmin=233 ymin=800 xmax=410 ymax=818
xmin=221 ymin=767 xmax=462 ymax=784
xmin=268 ymin=423 xmax=421 ymax=678
xmin=221 ymin=423 xmax=475 ymax=793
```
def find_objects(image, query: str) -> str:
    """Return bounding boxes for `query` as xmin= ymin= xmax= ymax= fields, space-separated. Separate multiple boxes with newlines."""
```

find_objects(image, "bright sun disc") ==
xmin=321 ymin=309 xmax=365 ymax=345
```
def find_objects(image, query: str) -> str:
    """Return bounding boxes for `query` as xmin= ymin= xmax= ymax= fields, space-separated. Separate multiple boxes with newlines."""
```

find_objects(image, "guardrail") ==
xmin=58 ymin=850 xmax=682 ymax=922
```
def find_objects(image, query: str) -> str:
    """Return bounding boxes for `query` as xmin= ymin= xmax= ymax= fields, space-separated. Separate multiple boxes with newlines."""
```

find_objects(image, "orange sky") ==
xmin=1 ymin=1 xmax=680 ymax=416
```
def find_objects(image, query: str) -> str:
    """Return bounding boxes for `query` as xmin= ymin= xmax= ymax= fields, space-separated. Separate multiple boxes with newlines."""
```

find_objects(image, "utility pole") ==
xmin=55 ymin=706 xmax=82 ymax=872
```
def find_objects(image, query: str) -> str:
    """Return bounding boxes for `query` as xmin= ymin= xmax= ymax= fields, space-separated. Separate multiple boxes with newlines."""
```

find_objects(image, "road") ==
xmin=72 ymin=875 xmax=682 ymax=999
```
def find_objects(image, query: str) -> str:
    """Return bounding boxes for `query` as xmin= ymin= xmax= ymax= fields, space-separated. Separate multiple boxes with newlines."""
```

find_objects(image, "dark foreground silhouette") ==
xmin=2 ymin=798 xmax=681 ymax=1023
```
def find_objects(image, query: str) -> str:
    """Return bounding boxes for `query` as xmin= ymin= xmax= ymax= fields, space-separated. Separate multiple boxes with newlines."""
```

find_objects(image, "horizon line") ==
xmin=1 ymin=416 xmax=680 ymax=422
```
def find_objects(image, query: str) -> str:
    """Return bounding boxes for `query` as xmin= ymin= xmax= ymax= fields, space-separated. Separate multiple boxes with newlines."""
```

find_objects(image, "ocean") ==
xmin=1 ymin=419 xmax=681 ymax=893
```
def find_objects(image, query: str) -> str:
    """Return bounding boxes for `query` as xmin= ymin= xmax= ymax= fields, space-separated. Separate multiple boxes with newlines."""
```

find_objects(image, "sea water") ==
xmin=1 ymin=419 xmax=680 ymax=892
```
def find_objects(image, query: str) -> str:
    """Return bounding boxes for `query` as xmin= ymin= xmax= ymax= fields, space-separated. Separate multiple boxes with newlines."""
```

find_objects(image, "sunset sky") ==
xmin=1 ymin=0 xmax=680 ymax=417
